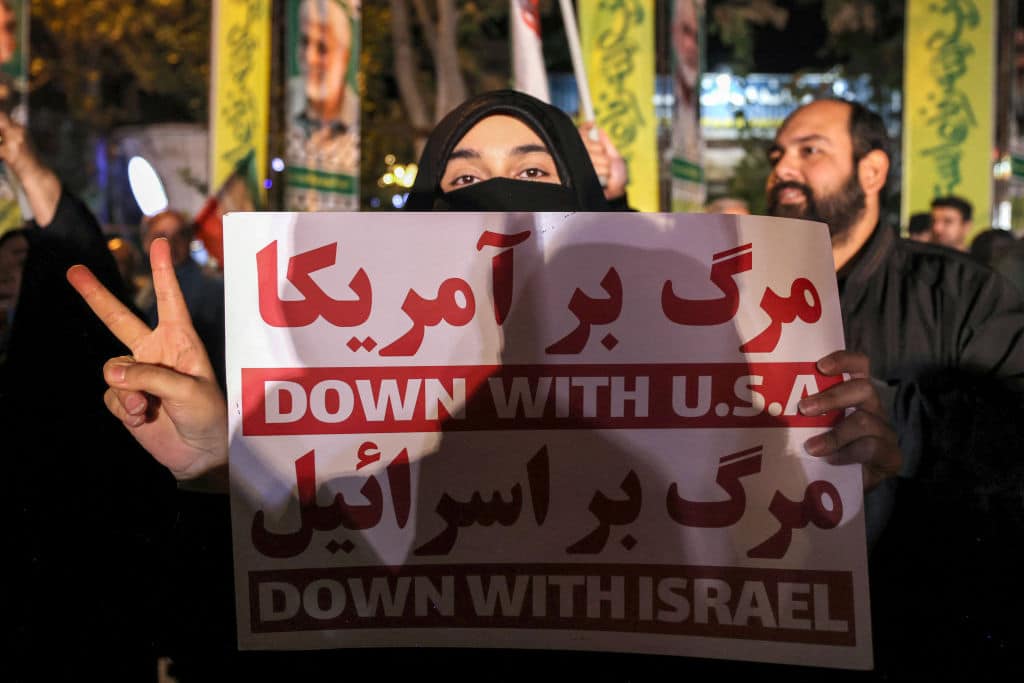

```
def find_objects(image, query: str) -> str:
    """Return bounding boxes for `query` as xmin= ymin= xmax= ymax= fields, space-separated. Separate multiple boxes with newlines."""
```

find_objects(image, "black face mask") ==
xmin=431 ymin=177 xmax=582 ymax=212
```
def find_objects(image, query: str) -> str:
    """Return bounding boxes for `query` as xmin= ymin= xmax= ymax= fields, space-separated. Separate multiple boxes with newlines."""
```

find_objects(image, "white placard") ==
xmin=224 ymin=212 xmax=871 ymax=669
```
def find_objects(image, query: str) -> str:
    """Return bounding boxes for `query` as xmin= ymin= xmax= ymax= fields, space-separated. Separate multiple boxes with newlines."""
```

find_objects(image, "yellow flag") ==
xmin=902 ymin=0 xmax=994 ymax=232
xmin=580 ymin=0 xmax=658 ymax=212
xmin=209 ymin=0 xmax=272 ymax=208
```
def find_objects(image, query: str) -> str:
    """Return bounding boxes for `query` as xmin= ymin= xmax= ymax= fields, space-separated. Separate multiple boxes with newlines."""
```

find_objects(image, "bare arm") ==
xmin=579 ymin=122 xmax=629 ymax=203
xmin=0 ymin=112 xmax=61 ymax=226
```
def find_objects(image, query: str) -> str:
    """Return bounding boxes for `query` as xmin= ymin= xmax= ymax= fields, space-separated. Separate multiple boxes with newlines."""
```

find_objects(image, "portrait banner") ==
xmin=580 ymin=1 xmax=659 ymax=212
xmin=669 ymin=0 xmax=706 ymax=212
xmin=210 ymin=0 xmax=271 ymax=211
xmin=902 ymin=0 xmax=995 ymax=227
xmin=0 ymin=0 xmax=29 ymax=236
xmin=224 ymin=212 xmax=872 ymax=669
xmin=284 ymin=0 xmax=360 ymax=211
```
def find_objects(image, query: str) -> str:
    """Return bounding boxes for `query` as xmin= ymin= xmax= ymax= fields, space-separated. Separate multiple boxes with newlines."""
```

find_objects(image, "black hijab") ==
xmin=405 ymin=90 xmax=609 ymax=212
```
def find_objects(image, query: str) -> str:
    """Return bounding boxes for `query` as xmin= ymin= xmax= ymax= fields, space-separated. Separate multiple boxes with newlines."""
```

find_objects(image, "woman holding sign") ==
xmin=65 ymin=89 xmax=900 ymax=680
xmin=67 ymin=87 xmax=897 ymax=496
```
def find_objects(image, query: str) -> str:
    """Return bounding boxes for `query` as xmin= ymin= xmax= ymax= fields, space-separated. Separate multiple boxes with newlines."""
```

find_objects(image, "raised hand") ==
xmin=579 ymin=122 xmax=629 ymax=202
xmin=67 ymin=238 xmax=228 ymax=481
xmin=0 ymin=111 xmax=61 ymax=226
xmin=799 ymin=350 xmax=902 ymax=491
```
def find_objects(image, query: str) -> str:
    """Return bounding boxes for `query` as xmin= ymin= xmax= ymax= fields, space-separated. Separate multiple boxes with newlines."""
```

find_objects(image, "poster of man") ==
xmin=0 ymin=0 xmax=27 ymax=236
xmin=0 ymin=0 xmax=24 ymax=117
xmin=285 ymin=0 xmax=360 ymax=211
xmin=669 ymin=0 xmax=706 ymax=212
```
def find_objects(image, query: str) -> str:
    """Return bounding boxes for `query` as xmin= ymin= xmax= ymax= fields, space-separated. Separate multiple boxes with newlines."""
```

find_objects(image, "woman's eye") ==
xmin=451 ymin=174 xmax=478 ymax=186
xmin=519 ymin=167 xmax=548 ymax=180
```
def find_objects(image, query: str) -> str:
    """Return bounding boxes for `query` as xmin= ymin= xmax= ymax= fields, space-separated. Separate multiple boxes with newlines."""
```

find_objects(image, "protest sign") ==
xmin=224 ymin=212 xmax=871 ymax=669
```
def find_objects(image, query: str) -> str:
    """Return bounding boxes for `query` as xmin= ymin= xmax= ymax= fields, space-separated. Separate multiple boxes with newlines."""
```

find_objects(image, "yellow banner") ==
xmin=580 ymin=0 xmax=658 ymax=212
xmin=209 ymin=0 xmax=271 ymax=207
xmin=902 ymin=0 xmax=994 ymax=231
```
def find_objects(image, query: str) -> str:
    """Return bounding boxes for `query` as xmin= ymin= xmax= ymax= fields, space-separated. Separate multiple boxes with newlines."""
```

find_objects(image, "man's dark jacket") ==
xmin=837 ymin=222 xmax=1024 ymax=677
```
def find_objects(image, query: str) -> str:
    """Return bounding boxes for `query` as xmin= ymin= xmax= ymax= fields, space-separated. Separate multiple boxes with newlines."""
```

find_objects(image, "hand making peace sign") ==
xmin=67 ymin=237 xmax=229 ymax=482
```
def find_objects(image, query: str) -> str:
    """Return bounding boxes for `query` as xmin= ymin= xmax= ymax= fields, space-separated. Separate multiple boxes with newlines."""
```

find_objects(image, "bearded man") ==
xmin=767 ymin=98 xmax=1024 ymax=676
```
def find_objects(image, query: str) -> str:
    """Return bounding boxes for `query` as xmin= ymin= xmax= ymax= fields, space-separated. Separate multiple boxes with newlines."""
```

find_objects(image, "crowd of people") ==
xmin=900 ymin=197 xmax=1024 ymax=296
xmin=3 ymin=85 xmax=1024 ymax=681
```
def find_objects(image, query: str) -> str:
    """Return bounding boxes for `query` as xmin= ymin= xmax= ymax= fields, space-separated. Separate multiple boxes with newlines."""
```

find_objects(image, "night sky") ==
xmin=705 ymin=3 xmax=832 ymax=73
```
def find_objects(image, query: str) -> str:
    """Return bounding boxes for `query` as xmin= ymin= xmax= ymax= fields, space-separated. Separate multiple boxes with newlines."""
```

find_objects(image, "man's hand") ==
xmin=799 ymin=350 xmax=902 ymax=491
xmin=67 ymin=237 xmax=229 ymax=481
xmin=579 ymin=122 xmax=628 ymax=202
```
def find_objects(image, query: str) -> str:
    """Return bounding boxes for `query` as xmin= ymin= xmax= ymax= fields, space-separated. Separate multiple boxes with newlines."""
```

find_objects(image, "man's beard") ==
xmin=767 ymin=172 xmax=866 ymax=243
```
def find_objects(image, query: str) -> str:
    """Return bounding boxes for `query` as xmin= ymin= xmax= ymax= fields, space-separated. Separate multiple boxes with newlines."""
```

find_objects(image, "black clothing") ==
xmin=4 ymin=190 xmax=176 ymax=682
xmin=428 ymin=176 xmax=583 ymax=212
xmin=993 ymin=238 xmax=1024 ymax=298
xmin=838 ymin=223 xmax=1024 ymax=676
xmin=839 ymin=222 xmax=1024 ymax=397
xmin=405 ymin=89 xmax=609 ymax=212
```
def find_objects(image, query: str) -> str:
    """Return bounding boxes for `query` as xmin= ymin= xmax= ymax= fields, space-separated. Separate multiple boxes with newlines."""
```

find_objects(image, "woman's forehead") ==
xmin=452 ymin=115 xmax=550 ymax=154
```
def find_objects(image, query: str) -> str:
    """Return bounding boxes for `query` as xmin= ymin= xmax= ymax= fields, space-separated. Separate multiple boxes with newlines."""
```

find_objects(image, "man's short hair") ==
xmin=931 ymin=195 xmax=973 ymax=222
xmin=845 ymin=99 xmax=890 ymax=162
xmin=142 ymin=209 xmax=192 ymax=238
xmin=969 ymin=228 xmax=1015 ymax=265
xmin=907 ymin=212 xmax=931 ymax=236
xmin=779 ymin=98 xmax=890 ymax=164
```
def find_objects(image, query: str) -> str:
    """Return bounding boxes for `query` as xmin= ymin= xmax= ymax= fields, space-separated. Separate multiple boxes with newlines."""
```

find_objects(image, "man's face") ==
xmin=0 ymin=3 xmax=16 ymax=65
xmin=930 ymin=206 xmax=971 ymax=251
xmin=672 ymin=0 xmax=699 ymax=93
xmin=300 ymin=0 xmax=350 ymax=122
xmin=143 ymin=214 xmax=191 ymax=267
xmin=766 ymin=100 xmax=867 ymax=243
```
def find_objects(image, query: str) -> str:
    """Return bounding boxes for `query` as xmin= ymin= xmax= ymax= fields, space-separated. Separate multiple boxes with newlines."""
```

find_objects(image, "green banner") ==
xmin=1011 ymin=154 xmax=1024 ymax=180
xmin=286 ymin=167 xmax=357 ymax=194
xmin=902 ymin=0 xmax=994 ymax=232
xmin=670 ymin=157 xmax=704 ymax=184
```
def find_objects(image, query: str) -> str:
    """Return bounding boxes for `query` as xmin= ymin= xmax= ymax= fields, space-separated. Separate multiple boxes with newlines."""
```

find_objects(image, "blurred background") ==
xmin=4 ymin=1 xmax=1022 ymax=249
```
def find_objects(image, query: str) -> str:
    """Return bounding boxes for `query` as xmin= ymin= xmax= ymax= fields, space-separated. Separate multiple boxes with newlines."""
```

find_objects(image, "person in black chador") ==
xmin=1 ymin=112 xmax=176 ymax=682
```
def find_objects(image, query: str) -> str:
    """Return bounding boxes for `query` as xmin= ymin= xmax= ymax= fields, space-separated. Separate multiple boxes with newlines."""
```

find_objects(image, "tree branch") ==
xmin=433 ymin=0 xmax=468 ymax=121
xmin=410 ymin=0 xmax=438 ymax=61
xmin=390 ymin=0 xmax=432 ymax=151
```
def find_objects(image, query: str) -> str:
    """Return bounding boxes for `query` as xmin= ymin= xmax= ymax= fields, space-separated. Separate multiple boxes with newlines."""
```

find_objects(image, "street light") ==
xmin=127 ymin=155 xmax=169 ymax=216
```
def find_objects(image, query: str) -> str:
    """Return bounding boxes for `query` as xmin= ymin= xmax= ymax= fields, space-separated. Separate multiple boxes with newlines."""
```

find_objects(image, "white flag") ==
xmin=511 ymin=0 xmax=549 ymax=102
